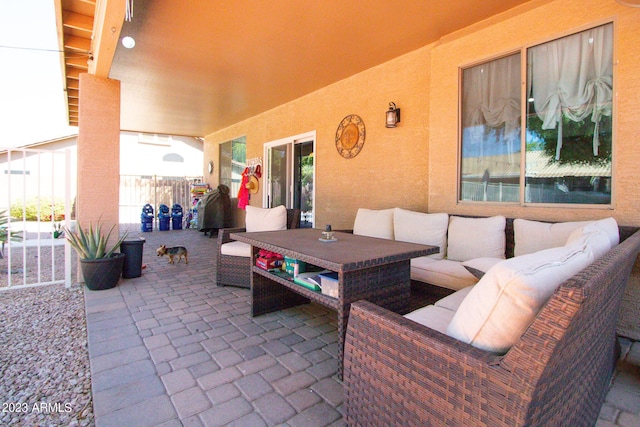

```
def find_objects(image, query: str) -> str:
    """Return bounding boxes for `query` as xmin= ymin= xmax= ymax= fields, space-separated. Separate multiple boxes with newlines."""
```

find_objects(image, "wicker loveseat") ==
xmin=216 ymin=206 xmax=300 ymax=288
xmin=344 ymin=218 xmax=640 ymax=426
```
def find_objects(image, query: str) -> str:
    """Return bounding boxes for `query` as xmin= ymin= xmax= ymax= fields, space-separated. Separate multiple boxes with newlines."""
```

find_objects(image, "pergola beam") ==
xmin=88 ymin=0 xmax=126 ymax=78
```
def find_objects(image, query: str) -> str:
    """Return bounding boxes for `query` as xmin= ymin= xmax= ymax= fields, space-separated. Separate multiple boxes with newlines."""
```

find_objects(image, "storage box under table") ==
xmin=319 ymin=272 xmax=339 ymax=298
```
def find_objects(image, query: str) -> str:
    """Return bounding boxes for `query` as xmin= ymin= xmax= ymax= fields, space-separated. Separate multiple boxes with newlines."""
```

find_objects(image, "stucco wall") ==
xmin=120 ymin=132 xmax=203 ymax=177
xmin=205 ymin=46 xmax=431 ymax=230
xmin=207 ymin=0 xmax=640 ymax=229
xmin=204 ymin=0 xmax=640 ymax=338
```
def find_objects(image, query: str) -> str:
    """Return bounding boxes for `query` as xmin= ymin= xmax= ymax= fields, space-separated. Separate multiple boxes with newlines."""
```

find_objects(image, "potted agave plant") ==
xmin=65 ymin=221 xmax=128 ymax=290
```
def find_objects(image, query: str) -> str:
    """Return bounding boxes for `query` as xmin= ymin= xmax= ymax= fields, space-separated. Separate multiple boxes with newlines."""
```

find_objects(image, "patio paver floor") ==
xmin=85 ymin=226 xmax=640 ymax=426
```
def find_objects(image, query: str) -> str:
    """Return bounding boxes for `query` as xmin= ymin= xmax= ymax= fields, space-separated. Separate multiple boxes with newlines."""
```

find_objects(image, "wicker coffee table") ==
xmin=230 ymin=228 xmax=438 ymax=377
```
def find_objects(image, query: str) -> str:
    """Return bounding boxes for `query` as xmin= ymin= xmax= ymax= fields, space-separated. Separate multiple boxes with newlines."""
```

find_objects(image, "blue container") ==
xmin=171 ymin=203 xmax=183 ymax=230
xmin=140 ymin=204 xmax=154 ymax=232
xmin=140 ymin=217 xmax=153 ymax=232
xmin=158 ymin=204 xmax=171 ymax=231
xmin=158 ymin=217 xmax=170 ymax=231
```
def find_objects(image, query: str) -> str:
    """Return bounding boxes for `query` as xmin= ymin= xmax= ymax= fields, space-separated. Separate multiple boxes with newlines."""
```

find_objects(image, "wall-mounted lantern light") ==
xmin=386 ymin=102 xmax=401 ymax=128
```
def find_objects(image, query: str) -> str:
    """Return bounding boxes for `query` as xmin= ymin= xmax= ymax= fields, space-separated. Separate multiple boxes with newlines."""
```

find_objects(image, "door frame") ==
xmin=263 ymin=130 xmax=316 ymax=226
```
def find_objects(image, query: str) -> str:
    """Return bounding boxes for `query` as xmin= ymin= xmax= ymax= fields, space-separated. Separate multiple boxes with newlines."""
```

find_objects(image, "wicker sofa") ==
xmin=216 ymin=206 xmax=300 ymax=288
xmin=344 ymin=216 xmax=640 ymax=426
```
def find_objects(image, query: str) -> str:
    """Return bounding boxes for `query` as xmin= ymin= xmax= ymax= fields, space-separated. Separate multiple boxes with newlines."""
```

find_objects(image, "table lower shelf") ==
xmin=252 ymin=266 xmax=340 ymax=311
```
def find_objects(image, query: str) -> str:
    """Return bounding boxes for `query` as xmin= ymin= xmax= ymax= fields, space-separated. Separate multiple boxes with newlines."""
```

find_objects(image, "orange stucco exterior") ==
xmin=203 ymin=0 xmax=640 ymax=230
xmin=77 ymin=74 xmax=121 ymax=234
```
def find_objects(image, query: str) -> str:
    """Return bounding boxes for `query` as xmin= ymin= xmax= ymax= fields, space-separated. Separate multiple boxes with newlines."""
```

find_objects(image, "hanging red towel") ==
xmin=237 ymin=168 xmax=250 ymax=209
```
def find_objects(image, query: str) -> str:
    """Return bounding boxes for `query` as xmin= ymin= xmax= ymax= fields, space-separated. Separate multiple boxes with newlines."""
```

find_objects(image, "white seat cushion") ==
xmin=410 ymin=257 xmax=478 ymax=291
xmin=245 ymin=205 xmax=287 ymax=232
xmin=434 ymin=286 xmax=474 ymax=311
xmin=393 ymin=208 xmax=448 ymax=259
xmin=446 ymin=244 xmax=596 ymax=354
xmin=404 ymin=305 xmax=455 ymax=335
xmin=447 ymin=216 xmax=506 ymax=262
xmin=220 ymin=241 xmax=251 ymax=257
xmin=353 ymin=208 xmax=394 ymax=240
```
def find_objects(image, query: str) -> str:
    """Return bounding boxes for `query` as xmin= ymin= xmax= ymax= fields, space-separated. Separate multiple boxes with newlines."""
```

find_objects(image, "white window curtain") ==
xmin=462 ymin=54 xmax=521 ymax=162
xmin=528 ymin=23 xmax=613 ymax=160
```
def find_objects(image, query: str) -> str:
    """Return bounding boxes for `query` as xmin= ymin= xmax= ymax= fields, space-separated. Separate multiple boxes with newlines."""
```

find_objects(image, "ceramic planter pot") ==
xmin=80 ymin=252 xmax=125 ymax=291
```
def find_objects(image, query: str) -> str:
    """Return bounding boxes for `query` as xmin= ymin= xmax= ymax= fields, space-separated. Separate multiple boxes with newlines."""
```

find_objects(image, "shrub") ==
xmin=9 ymin=198 xmax=66 ymax=222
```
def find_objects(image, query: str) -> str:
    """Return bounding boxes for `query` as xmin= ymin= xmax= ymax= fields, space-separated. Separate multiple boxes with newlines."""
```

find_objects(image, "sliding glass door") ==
xmin=264 ymin=132 xmax=315 ymax=228
xmin=266 ymin=143 xmax=290 ymax=208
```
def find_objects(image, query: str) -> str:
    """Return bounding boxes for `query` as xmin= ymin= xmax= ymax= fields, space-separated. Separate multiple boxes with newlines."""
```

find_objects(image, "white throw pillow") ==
xmin=514 ymin=219 xmax=590 ymax=257
xmin=446 ymin=244 xmax=595 ymax=354
xmin=566 ymin=217 xmax=619 ymax=248
xmin=393 ymin=208 xmax=448 ymax=259
xmin=245 ymin=205 xmax=287 ymax=232
xmin=596 ymin=217 xmax=620 ymax=247
xmin=447 ymin=216 xmax=506 ymax=262
xmin=353 ymin=208 xmax=395 ymax=240
xmin=515 ymin=218 xmax=619 ymax=257
xmin=565 ymin=220 xmax=614 ymax=261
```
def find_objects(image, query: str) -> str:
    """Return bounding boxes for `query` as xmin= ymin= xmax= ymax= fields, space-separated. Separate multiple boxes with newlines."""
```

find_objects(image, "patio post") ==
xmin=77 ymin=74 xmax=121 ymax=243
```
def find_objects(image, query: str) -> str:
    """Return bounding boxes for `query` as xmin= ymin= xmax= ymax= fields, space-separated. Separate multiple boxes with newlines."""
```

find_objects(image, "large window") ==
xmin=460 ymin=23 xmax=613 ymax=205
xmin=219 ymin=136 xmax=246 ymax=196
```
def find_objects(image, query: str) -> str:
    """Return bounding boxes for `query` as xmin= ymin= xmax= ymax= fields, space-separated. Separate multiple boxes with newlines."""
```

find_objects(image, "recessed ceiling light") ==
xmin=122 ymin=36 xmax=136 ymax=49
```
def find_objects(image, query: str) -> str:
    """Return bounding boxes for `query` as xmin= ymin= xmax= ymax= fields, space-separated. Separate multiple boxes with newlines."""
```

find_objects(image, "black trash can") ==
xmin=120 ymin=237 xmax=146 ymax=278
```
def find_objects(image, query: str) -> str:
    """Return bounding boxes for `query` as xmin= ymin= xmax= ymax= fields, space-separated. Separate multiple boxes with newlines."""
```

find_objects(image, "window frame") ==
xmin=218 ymin=136 xmax=246 ymax=197
xmin=457 ymin=20 xmax=616 ymax=209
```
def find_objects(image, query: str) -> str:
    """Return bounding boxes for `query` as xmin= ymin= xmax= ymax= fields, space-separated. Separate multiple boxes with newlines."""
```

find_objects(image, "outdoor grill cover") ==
xmin=196 ymin=184 xmax=232 ymax=232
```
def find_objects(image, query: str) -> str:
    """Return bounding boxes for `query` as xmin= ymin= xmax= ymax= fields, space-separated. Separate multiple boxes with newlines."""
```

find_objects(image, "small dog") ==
xmin=156 ymin=245 xmax=188 ymax=264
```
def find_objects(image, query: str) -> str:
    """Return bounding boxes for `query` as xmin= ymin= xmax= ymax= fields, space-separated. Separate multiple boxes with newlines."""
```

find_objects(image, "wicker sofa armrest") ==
xmin=216 ymin=227 xmax=247 ymax=247
xmin=344 ymin=299 xmax=504 ymax=426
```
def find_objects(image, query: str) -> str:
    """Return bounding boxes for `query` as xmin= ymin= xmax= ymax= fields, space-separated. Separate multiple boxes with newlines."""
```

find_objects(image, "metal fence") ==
xmin=119 ymin=175 xmax=203 ymax=226
xmin=1 ymin=148 xmax=73 ymax=289
xmin=460 ymin=181 xmax=519 ymax=202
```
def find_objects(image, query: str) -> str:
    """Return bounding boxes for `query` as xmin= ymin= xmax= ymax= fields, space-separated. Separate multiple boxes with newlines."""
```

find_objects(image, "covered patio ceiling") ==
xmin=55 ymin=0 xmax=534 ymax=137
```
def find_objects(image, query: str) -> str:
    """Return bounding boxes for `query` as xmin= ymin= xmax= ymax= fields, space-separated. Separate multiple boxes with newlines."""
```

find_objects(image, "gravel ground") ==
xmin=0 ymin=281 xmax=93 ymax=426
xmin=1 ymin=234 xmax=76 ymax=288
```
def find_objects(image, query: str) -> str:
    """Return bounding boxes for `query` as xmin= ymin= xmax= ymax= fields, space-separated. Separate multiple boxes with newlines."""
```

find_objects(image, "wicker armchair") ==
xmin=344 ymin=226 xmax=640 ymax=427
xmin=216 ymin=208 xmax=300 ymax=288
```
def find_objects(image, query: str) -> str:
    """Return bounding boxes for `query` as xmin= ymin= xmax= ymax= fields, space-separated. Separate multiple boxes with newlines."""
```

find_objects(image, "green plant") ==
xmin=64 ymin=221 xmax=128 ymax=260
xmin=53 ymin=222 xmax=64 ymax=239
xmin=10 ymin=198 xmax=66 ymax=222
xmin=0 ymin=209 xmax=22 ymax=259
